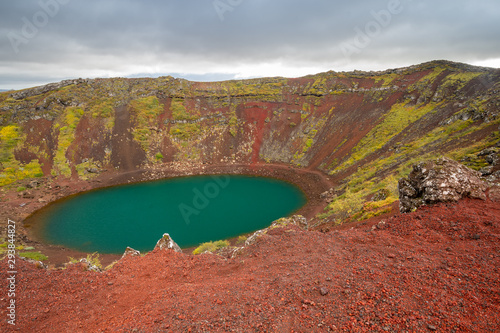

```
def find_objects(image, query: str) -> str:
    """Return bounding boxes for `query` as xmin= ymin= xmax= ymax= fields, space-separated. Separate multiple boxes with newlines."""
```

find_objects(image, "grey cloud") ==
xmin=0 ymin=0 xmax=499 ymax=89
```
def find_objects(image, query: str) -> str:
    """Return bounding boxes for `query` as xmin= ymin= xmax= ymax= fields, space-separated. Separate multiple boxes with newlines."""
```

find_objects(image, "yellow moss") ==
xmin=228 ymin=115 xmax=238 ymax=136
xmin=0 ymin=125 xmax=20 ymax=142
xmin=323 ymin=187 xmax=364 ymax=219
xmin=75 ymin=158 xmax=101 ymax=180
xmin=0 ymin=160 xmax=43 ymax=187
xmin=0 ymin=125 xmax=22 ymax=164
xmin=418 ymin=67 xmax=446 ymax=84
xmin=130 ymin=96 xmax=164 ymax=150
xmin=373 ymin=73 xmax=398 ymax=87
xmin=219 ymin=78 xmax=285 ymax=101
xmin=170 ymin=123 xmax=201 ymax=141
xmin=52 ymin=107 xmax=84 ymax=177
xmin=336 ymin=102 xmax=437 ymax=172
xmin=170 ymin=98 xmax=197 ymax=121
xmin=89 ymin=99 xmax=115 ymax=130
xmin=442 ymin=72 xmax=483 ymax=90
xmin=90 ymin=99 xmax=114 ymax=118
xmin=193 ymin=240 xmax=229 ymax=255
xmin=0 ymin=125 xmax=43 ymax=185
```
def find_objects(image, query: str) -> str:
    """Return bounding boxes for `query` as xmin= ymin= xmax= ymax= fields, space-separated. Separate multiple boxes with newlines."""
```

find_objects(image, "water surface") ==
xmin=28 ymin=175 xmax=306 ymax=253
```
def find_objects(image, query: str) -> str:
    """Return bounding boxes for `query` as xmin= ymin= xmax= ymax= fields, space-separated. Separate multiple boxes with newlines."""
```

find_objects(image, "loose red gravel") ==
xmin=1 ymin=198 xmax=499 ymax=332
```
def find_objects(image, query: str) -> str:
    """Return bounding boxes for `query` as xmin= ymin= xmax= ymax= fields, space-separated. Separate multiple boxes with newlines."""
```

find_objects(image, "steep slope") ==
xmin=1 ymin=198 xmax=499 ymax=332
xmin=0 ymin=60 xmax=499 ymax=236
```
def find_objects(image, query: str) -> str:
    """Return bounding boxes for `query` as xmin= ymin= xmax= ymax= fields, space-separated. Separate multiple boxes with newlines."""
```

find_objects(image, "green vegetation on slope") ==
xmin=291 ymin=114 xmax=326 ymax=166
xmin=169 ymin=98 xmax=201 ymax=141
xmin=68 ymin=252 xmax=102 ymax=270
xmin=189 ymin=78 xmax=286 ymax=107
xmin=0 ymin=125 xmax=43 ymax=186
xmin=0 ymin=240 xmax=47 ymax=263
xmin=89 ymin=98 xmax=115 ymax=130
xmin=19 ymin=251 xmax=48 ymax=261
xmin=130 ymin=96 xmax=164 ymax=150
xmin=332 ymin=102 xmax=439 ymax=173
xmin=193 ymin=240 xmax=229 ymax=255
xmin=316 ymin=116 xmax=500 ymax=226
xmin=52 ymin=106 xmax=84 ymax=177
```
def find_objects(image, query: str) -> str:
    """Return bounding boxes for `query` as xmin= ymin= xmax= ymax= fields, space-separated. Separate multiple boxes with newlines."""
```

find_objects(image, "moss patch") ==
xmin=130 ymin=96 xmax=164 ymax=150
xmin=52 ymin=106 xmax=84 ymax=177
xmin=0 ymin=125 xmax=43 ymax=186
xmin=193 ymin=240 xmax=229 ymax=255
xmin=334 ymin=102 xmax=438 ymax=173
xmin=19 ymin=251 xmax=48 ymax=261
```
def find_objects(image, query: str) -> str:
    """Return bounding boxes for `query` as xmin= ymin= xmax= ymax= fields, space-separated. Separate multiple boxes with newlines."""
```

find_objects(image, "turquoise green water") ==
xmin=28 ymin=175 xmax=306 ymax=254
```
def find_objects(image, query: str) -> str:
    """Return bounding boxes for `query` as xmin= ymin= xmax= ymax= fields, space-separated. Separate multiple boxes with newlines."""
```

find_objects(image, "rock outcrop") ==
xmin=121 ymin=247 xmax=141 ymax=258
xmin=271 ymin=215 xmax=308 ymax=230
xmin=78 ymin=258 xmax=102 ymax=272
xmin=398 ymin=157 xmax=488 ymax=213
xmin=244 ymin=215 xmax=308 ymax=247
xmin=320 ymin=188 xmax=337 ymax=203
xmin=154 ymin=233 xmax=182 ymax=253
xmin=9 ymin=79 xmax=90 ymax=100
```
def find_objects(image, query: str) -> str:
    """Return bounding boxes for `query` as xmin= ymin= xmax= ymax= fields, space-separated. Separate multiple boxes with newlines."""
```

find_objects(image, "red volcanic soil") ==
xmin=1 ymin=198 xmax=500 ymax=332
xmin=240 ymin=105 xmax=269 ymax=164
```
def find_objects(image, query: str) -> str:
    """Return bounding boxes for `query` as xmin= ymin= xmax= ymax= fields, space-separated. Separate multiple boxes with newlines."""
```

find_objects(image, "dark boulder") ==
xmin=398 ymin=157 xmax=487 ymax=213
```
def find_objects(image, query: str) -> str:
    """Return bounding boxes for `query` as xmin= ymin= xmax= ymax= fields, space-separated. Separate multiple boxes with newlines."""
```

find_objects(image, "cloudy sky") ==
xmin=0 ymin=0 xmax=499 ymax=90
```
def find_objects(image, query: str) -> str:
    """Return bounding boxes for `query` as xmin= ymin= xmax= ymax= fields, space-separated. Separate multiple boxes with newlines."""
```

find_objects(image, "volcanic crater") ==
xmin=1 ymin=60 xmax=500 ymax=331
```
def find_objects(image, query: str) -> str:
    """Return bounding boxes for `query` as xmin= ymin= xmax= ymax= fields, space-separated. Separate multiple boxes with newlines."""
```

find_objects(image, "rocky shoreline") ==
xmin=0 ymin=162 xmax=332 ymax=267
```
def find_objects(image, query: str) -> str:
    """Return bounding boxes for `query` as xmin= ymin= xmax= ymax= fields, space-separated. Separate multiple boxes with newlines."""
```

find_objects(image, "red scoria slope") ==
xmin=1 ymin=198 xmax=500 ymax=332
